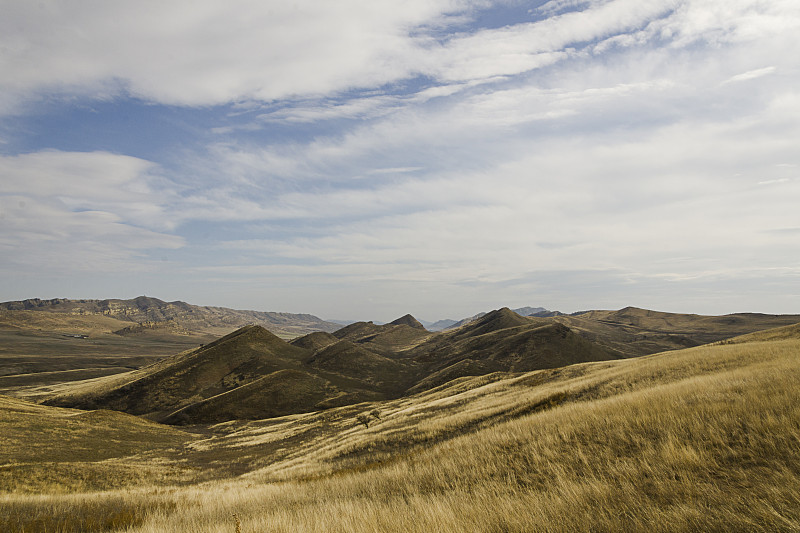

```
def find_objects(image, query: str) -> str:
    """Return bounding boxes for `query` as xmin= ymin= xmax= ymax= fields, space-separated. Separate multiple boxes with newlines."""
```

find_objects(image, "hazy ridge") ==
xmin=0 ymin=296 xmax=339 ymax=338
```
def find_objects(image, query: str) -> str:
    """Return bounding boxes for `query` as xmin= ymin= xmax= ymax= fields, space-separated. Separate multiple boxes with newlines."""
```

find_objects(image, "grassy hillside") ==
xmin=558 ymin=306 xmax=800 ymax=355
xmin=289 ymin=331 xmax=339 ymax=351
xmin=720 ymin=321 xmax=800 ymax=343
xmin=43 ymin=324 xmax=411 ymax=424
xmin=2 ymin=324 xmax=799 ymax=531
xmin=43 ymin=325 xmax=313 ymax=418
xmin=161 ymin=369 xmax=339 ymax=425
xmin=406 ymin=309 xmax=621 ymax=391
xmin=0 ymin=395 xmax=194 ymax=494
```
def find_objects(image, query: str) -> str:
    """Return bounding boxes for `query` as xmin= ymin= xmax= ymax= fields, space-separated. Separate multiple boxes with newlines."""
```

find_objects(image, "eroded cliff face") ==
xmin=0 ymin=297 xmax=185 ymax=320
xmin=0 ymin=297 xmax=73 ymax=310
xmin=0 ymin=296 xmax=339 ymax=337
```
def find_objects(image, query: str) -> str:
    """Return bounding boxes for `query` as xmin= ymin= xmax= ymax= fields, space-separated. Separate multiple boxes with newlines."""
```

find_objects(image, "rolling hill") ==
xmin=36 ymin=308 xmax=632 ymax=423
xmin=161 ymin=369 xmax=343 ymax=425
xmin=44 ymin=325 xmax=319 ymax=419
xmin=552 ymin=306 xmax=800 ymax=356
xmin=406 ymin=310 xmax=621 ymax=393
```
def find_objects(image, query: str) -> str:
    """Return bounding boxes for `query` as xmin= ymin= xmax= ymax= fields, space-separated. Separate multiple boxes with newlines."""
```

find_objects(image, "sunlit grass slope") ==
xmin=0 ymin=396 xmax=195 ymax=493
xmin=2 ymin=331 xmax=800 ymax=532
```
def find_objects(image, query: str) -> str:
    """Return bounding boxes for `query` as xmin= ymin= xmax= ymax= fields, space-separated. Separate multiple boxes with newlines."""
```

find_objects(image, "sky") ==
xmin=1 ymin=0 xmax=799 ymax=323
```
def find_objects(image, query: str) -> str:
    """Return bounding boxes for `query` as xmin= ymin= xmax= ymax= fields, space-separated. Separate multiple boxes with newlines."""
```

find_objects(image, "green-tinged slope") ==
xmin=161 ymin=369 xmax=339 ymax=424
xmin=449 ymin=307 xmax=531 ymax=339
xmin=331 ymin=321 xmax=385 ymax=342
xmin=290 ymin=331 xmax=340 ymax=351
xmin=322 ymin=315 xmax=432 ymax=357
xmin=721 ymin=321 xmax=800 ymax=343
xmin=45 ymin=325 xmax=311 ymax=417
xmin=559 ymin=306 xmax=800 ymax=356
xmin=331 ymin=315 xmax=429 ymax=347
xmin=356 ymin=324 xmax=432 ymax=354
xmin=407 ymin=308 xmax=621 ymax=392
xmin=307 ymin=340 xmax=413 ymax=392
xmin=389 ymin=314 xmax=427 ymax=329
xmin=0 ymin=395 xmax=193 ymax=492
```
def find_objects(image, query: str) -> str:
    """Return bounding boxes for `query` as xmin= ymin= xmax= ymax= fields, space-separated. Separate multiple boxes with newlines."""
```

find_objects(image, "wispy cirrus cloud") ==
xmin=723 ymin=66 xmax=777 ymax=84
xmin=0 ymin=0 xmax=475 ymax=111
xmin=0 ymin=150 xmax=175 ymax=227
xmin=0 ymin=151 xmax=184 ymax=275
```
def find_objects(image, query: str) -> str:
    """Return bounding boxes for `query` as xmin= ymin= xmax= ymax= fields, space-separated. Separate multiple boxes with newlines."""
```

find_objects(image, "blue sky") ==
xmin=1 ymin=0 xmax=799 ymax=322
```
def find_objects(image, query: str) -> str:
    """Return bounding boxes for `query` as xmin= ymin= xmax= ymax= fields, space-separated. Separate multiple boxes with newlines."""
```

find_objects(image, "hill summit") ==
xmin=389 ymin=314 xmax=426 ymax=329
xmin=455 ymin=307 xmax=530 ymax=337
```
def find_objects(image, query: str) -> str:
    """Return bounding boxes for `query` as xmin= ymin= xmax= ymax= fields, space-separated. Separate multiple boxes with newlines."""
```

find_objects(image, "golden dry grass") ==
xmin=2 ymin=336 xmax=799 ymax=532
xmin=0 ymin=396 xmax=196 ymax=494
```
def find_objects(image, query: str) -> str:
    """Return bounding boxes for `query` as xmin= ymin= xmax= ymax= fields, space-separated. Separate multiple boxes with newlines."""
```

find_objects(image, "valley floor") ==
xmin=2 ymin=330 xmax=800 ymax=532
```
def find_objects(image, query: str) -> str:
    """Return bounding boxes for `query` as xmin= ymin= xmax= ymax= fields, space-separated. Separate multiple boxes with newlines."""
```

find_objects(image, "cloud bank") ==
xmin=1 ymin=0 xmax=799 ymax=320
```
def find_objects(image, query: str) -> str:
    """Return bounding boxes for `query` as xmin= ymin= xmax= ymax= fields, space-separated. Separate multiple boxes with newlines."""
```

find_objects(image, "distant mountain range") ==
xmin=43 ymin=305 xmax=800 ymax=425
xmin=328 ymin=307 xmax=550 ymax=331
xmin=0 ymin=296 xmax=554 ymax=341
xmin=0 ymin=296 xmax=340 ymax=338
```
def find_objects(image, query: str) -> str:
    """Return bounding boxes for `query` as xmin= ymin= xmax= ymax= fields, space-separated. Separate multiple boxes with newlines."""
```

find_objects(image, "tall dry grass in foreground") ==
xmin=2 ymin=339 xmax=800 ymax=532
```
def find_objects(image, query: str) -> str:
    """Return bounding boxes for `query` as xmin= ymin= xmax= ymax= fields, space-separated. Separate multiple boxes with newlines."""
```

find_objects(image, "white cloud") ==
xmin=6 ymin=0 xmax=791 ymax=113
xmin=257 ymin=96 xmax=401 ymax=124
xmin=425 ymin=0 xmax=679 ymax=82
xmin=723 ymin=66 xmax=777 ymax=84
xmin=179 ymin=0 xmax=800 ymax=197
xmin=536 ymin=0 xmax=594 ymax=18
xmin=0 ymin=0 xmax=471 ymax=110
xmin=0 ymin=151 xmax=184 ymax=274
xmin=0 ymin=195 xmax=184 ymax=274
xmin=660 ymin=0 xmax=800 ymax=47
xmin=0 ymin=150 xmax=176 ymax=229
xmin=197 ymin=99 xmax=800 ymax=304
